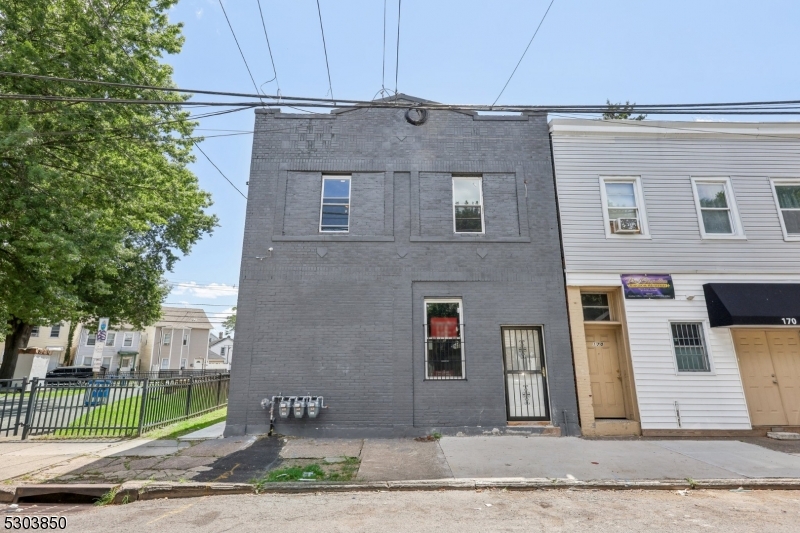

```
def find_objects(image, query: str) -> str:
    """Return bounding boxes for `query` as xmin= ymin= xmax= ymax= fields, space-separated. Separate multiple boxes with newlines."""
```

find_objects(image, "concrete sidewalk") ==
xmin=3 ymin=434 xmax=800 ymax=487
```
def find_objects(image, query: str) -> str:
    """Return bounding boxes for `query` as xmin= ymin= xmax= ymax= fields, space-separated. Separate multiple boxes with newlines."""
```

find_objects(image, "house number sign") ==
xmin=782 ymin=318 xmax=798 ymax=325
xmin=592 ymin=342 xmax=605 ymax=347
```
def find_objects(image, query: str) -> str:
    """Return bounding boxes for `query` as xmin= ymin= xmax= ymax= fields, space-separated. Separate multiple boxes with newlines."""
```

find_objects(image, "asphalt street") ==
xmin=53 ymin=489 xmax=799 ymax=532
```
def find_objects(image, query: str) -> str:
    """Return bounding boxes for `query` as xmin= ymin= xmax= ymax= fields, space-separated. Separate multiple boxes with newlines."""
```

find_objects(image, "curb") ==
xmin=6 ymin=478 xmax=800 ymax=504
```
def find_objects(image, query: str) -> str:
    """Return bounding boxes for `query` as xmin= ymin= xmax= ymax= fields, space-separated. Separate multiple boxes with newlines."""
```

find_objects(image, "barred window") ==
xmin=424 ymin=299 xmax=465 ymax=379
xmin=671 ymin=322 xmax=711 ymax=372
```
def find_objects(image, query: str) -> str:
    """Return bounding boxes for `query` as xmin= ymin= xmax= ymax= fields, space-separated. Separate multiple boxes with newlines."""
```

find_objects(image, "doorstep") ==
xmin=584 ymin=419 xmax=641 ymax=437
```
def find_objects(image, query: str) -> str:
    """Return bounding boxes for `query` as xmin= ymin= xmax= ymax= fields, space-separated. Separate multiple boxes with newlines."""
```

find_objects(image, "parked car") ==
xmin=45 ymin=366 xmax=106 ymax=384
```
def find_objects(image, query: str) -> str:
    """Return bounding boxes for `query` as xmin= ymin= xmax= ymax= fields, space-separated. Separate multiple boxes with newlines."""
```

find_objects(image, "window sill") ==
xmin=423 ymin=378 xmax=468 ymax=382
xmin=698 ymin=235 xmax=747 ymax=241
xmin=603 ymin=234 xmax=652 ymax=240
xmin=273 ymin=235 xmax=395 ymax=242
xmin=410 ymin=236 xmax=530 ymax=243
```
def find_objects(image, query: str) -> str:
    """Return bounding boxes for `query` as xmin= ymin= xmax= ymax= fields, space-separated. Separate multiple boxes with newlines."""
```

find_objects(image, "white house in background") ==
xmin=207 ymin=333 xmax=233 ymax=371
xmin=140 ymin=307 xmax=213 ymax=371
xmin=550 ymin=119 xmax=800 ymax=437
xmin=74 ymin=325 xmax=142 ymax=372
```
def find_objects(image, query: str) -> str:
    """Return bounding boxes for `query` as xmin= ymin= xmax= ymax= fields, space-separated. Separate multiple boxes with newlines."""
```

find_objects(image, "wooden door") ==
xmin=585 ymin=326 xmax=626 ymax=418
xmin=733 ymin=330 xmax=788 ymax=426
xmin=766 ymin=331 xmax=800 ymax=426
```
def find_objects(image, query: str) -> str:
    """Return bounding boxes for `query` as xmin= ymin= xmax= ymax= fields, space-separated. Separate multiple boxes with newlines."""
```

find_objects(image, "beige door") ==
xmin=585 ymin=326 xmax=626 ymax=418
xmin=733 ymin=330 xmax=788 ymax=426
xmin=766 ymin=331 xmax=800 ymax=426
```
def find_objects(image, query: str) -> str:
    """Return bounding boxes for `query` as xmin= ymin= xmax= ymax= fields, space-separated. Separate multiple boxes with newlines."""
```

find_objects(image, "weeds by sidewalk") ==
xmin=253 ymin=457 xmax=360 ymax=490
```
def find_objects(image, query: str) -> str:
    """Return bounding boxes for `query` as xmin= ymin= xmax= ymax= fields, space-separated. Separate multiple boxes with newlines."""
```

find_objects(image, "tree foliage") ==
xmin=0 ymin=0 xmax=217 ymax=377
xmin=602 ymin=100 xmax=646 ymax=121
xmin=222 ymin=307 xmax=236 ymax=336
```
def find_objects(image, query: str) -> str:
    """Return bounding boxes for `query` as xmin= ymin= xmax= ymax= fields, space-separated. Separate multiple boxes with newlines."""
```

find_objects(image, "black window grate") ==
xmin=424 ymin=323 xmax=466 ymax=380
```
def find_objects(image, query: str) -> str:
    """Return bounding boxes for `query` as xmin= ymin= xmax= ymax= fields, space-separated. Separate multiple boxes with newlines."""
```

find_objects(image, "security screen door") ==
xmin=502 ymin=327 xmax=549 ymax=420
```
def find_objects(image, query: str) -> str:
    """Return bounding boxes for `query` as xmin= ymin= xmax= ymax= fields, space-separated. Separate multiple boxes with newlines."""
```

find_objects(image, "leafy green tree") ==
xmin=222 ymin=307 xmax=236 ymax=337
xmin=0 ymin=0 xmax=217 ymax=378
xmin=602 ymin=100 xmax=646 ymax=120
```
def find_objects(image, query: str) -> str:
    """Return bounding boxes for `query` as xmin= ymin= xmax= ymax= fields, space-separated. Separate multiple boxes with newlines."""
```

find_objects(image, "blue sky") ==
xmin=161 ymin=0 xmax=800 ymax=332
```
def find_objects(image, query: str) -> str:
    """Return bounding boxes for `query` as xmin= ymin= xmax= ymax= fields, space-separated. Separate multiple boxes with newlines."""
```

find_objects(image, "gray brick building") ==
xmin=225 ymin=96 xmax=579 ymax=437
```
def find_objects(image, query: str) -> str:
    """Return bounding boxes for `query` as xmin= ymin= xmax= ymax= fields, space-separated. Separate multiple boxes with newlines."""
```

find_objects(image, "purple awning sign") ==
xmin=621 ymin=274 xmax=675 ymax=299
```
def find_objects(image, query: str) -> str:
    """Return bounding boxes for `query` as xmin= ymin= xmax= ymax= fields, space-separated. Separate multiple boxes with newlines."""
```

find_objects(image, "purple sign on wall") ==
xmin=621 ymin=274 xmax=675 ymax=300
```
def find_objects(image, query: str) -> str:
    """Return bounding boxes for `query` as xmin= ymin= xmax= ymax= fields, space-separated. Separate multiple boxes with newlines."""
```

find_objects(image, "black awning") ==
xmin=703 ymin=283 xmax=800 ymax=327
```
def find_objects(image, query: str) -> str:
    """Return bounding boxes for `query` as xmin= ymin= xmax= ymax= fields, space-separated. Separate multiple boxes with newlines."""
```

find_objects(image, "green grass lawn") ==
xmin=143 ymin=407 xmax=226 ymax=440
xmin=56 ymin=383 xmax=227 ymax=437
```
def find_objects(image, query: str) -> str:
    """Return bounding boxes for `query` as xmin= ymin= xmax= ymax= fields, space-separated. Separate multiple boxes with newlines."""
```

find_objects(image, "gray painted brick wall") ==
xmin=227 ymin=99 xmax=579 ymax=437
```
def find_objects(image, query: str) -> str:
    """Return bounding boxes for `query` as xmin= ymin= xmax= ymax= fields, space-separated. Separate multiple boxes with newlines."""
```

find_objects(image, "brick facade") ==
xmin=225 ymin=97 xmax=579 ymax=437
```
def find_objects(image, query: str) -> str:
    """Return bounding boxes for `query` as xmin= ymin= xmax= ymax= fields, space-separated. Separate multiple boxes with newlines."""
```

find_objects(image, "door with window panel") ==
xmin=502 ymin=327 xmax=549 ymax=420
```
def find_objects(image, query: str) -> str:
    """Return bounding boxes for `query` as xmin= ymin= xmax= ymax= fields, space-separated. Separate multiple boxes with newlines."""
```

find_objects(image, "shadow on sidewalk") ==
xmin=193 ymin=436 xmax=283 ymax=483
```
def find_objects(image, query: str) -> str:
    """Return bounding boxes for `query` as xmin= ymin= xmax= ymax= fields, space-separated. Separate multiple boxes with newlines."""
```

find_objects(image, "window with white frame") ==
xmin=183 ymin=332 xmax=189 ymax=346
xmin=600 ymin=177 xmax=647 ymax=236
xmin=319 ymin=176 xmax=351 ymax=232
xmin=160 ymin=358 xmax=169 ymax=369
xmin=49 ymin=324 xmax=61 ymax=338
xmin=162 ymin=332 xmax=171 ymax=345
xmin=772 ymin=180 xmax=800 ymax=239
xmin=30 ymin=326 xmax=40 ymax=337
xmin=86 ymin=333 xmax=96 ymax=346
xmin=220 ymin=346 xmax=226 ymax=356
xmin=691 ymin=178 xmax=742 ymax=237
xmin=102 ymin=356 xmax=112 ymax=369
xmin=424 ymin=299 xmax=465 ymax=379
xmin=453 ymin=177 xmax=484 ymax=233
xmin=180 ymin=358 xmax=187 ymax=369
xmin=671 ymin=322 xmax=711 ymax=372
xmin=123 ymin=333 xmax=134 ymax=347
xmin=82 ymin=356 xmax=93 ymax=366
xmin=105 ymin=332 xmax=116 ymax=346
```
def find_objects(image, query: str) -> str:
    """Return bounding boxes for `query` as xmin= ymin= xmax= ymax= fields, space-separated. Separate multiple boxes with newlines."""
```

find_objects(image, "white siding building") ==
xmin=550 ymin=119 xmax=800 ymax=436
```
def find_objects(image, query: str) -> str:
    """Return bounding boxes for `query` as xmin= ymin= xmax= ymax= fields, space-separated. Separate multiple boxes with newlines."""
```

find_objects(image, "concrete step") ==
xmin=767 ymin=432 xmax=800 ymax=441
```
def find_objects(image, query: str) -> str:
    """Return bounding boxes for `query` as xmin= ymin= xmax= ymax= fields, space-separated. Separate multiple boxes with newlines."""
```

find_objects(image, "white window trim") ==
xmin=423 ymin=298 xmax=466 ymax=380
xmin=162 ymin=332 xmax=171 ymax=345
xmin=30 ymin=326 xmax=40 ymax=338
xmin=160 ymin=358 xmax=169 ymax=369
xmin=452 ymin=176 xmax=486 ymax=235
xmin=105 ymin=332 xmax=116 ymax=346
xmin=86 ymin=333 xmax=97 ymax=346
xmin=49 ymin=325 xmax=61 ymax=338
xmin=770 ymin=178 xmax=800 ymax=241
xmin=690 ymin=177 xmax=745 ymax=239
xmin=82 ymin=356 xmax=93 ymax=366
xmin=318 ymin=175 xmax=352 ymax=233
xmin=668 ymin=320 xmax=715 ymax=376
xmin=598 ymin=176 xmax=651 ymax=239
xmin=122 ymin=332 xmax=134 ymax=347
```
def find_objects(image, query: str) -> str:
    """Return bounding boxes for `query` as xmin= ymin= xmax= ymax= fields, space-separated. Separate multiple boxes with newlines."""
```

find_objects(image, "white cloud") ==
xmin=196 ymin=8 xmax=204 ymax=19
xmin=170 ymin=282 xmax=238 ymax=299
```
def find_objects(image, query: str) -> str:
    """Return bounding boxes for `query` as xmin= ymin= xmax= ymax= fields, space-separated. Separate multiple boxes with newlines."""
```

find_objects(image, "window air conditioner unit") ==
xmin=613 ymin=218 xmax=641 ymax=234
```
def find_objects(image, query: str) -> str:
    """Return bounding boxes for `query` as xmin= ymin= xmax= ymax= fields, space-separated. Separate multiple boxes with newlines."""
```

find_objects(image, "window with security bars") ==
xmin=319 ymin=176 xmax=351 ymax=232
xmin=671 ymin=322 xmax=711 ymax=372
xmin=453 ymin=177 xmax=484 ymax=233
xmin=424 ymin=299 xmax=465 ymax=379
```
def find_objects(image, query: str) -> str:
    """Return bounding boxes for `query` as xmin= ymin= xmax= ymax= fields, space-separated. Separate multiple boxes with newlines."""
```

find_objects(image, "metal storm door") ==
xmin=502 ymin=327 xmax=549 ymax=420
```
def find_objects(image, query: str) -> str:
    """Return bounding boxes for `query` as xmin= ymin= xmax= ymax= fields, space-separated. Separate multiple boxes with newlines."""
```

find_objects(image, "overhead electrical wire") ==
xmin=195 ymin=145 xmax=248 ymax=200
xmin=218 ymin=0 xmax=265 ymax=105
xmin=256 ymin=0 xmax=280 ymax=94
xmin=492 ymin=0 xmax=556 ymax=107
xmin=394 ymin=0 xmax=402 ymax=95
xmin=315 ymin=0 xmax=335 ymax=104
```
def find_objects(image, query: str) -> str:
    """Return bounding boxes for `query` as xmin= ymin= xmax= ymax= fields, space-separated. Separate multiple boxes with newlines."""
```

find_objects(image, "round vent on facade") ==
xmin=405 ymin=107 xmax=429 ymax=126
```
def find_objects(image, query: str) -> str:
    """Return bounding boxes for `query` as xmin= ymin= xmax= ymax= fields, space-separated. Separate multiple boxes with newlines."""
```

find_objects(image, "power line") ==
xmin=256 ymin=0 xmax=280 ymax=93
xmin=395 ymin=0 xmax=402 ymax=95
xmin=195 ymin=145 xmax=248 ymax=200
xmin=218 ymin=0 xmax=265 ymax=105
xmin=9 ymin=72 xmax=800 ymax=113
xmin=492 ymin=0 xmax=556 ymax=107
xmin=315 ymin=0 xmax=334 ymax=103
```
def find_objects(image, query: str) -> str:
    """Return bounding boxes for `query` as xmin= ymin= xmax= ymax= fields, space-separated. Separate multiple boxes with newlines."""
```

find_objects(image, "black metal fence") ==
xmin=0 ymin=374 xmax=229 ymax=439
xmin=100 ymin=369 xmax=228 ymax=379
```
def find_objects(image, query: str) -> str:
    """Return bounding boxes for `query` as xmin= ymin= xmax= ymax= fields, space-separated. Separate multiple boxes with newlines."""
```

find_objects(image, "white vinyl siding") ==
xmin=551 ymin=125 xmax=800 ymax=272
xmin=123 ymin=333 xmax=134 ymax=347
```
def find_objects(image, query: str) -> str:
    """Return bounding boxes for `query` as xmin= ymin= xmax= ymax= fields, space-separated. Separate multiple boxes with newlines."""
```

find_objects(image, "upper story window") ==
xmin=772 ymin=179 xmax=800 ymax=240
xmin=105 ymin=332 xmax=116 ymax=346
xmin=50 ymin=324 xmax=61 ymax=338
xmin=30 ymin=326 xmax=40 ymax=338
xmin=220 ymin=346 xmax=226 ymax=356
xmin=691 ymin=178 xmax=744 ymax=238
xmin=599 ymin=177 xmax=649 ymax=237
xmin=581 ymin=294 xmax=611 ymax=321
xmin=319 ymin=176 xmax=351 ymax=232
xmin=123 ymin=333 xmax=134 ymax=347
xmin=453 ymin=177 xmax=484 ymax=233
xmin=162 ymin=332 xmax=172 ymax=345
xmin=86 ymin=333 xmax=96 ymax=346
xmin=183 ymin=332 xmax=189 ymax=346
